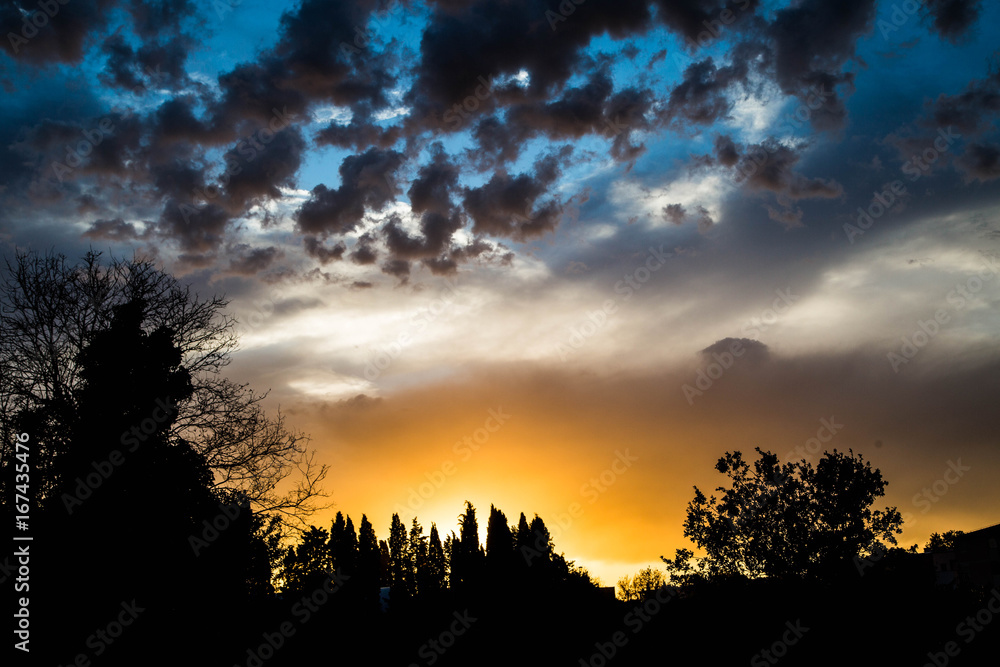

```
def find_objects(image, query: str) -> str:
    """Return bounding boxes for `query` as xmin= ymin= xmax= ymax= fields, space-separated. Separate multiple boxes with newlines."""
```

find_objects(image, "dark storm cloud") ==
xmin=405 ymin=0 xmax=655 ymax=127
xmin=224 ymin=244 xmax=284 ymax=276
xmin=714 ymin=134 xmax=740 ymax=167
xmin=13 ymin=111 xmax=145 ymax=185
xmin=652 ymin=0 xmax=761 ymax=43
xmin=383 ymin=211 xmax=463 ymax=264
xmin=315 ymin=116 xmax=402 ymax=151
xmin=763 ymin=0 xmax=876 ymax=129
xmin=922 ymin=67 xmax=1000 ymax=136
xmin=303 ymin=236 xmax=347 ymax=265
xmin=665 ymin=57 xmax=747 ymax=127
xmin=663 ymin=203 xmax=687 ymax=225
xmin=294 ymin=148 xmax=405 ymax=237
xmin=381 ymin=258 xmax=411 ymax=280
xmin=463 ymin=63 xmax=656 ymax=165
xmin=157 ymin=198 xmax=229 ymax=254
xmin=100 ymin=31 xmax=192 ymax=92
xmin=126 ymin=0 xmax=198 ymax=38
xmin=921 ymin=0 xmax=983 ymax=42
xmin=198 ymin=0 xmax=393 ymax=143
xmin=956 ymin=142 xmax=1000 ymax=182
xmin=220 ymin=126 xmax=307 ymax=213
xmin=1 ymin=0 xmax=115 ymax=64
xmin=407 ymin=146 xmax=460 ymax=217
xmin=350 ymin=235 xmax=379 ymax=265
xmin=83 ymin=217 xmax=141 ymax=241
xmin=729 ymin=140 xmax=843 ymax=202
xmin=461 ymin=153 xmax=566 ymax=241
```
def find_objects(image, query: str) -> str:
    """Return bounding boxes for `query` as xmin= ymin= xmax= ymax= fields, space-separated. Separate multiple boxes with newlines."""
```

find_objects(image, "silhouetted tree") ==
xmin=378 ymin=539 xmax=391 ymax=588
xmin=0 ymin=250 xmax=328 ymax=525
xmin=452 ymin=501 xmax=485 ymax=596
xmin=410 ymin=518 xmax=429 ymax=596
xmin=27 ymin=297 xmax=254 ymax=662
xmin=486 ymin=505 xmax=515 ymax=569
xmin=523 ymin=514 xmax=555 ymax=567
xmin=925 ymin=530 xmax=965 ymax=552
xmin=444 ymin=531 xmax=457 ymax=588
xmin=282 ymin=525 xmax=330 ymax=593
xmin=388 ymin=513 xmax=411 ymax=597
xmin=426 ymin=523 xmax=447 ymax=595
xmin=357 ymin=514 xmax=382 ymax=608
xmin=618 ymin=567 xmax=666 ymax=601
xmin=329 ymin=511 xmax=359 ymax=576
xmin=666 ymin=447 xmax=903 ymax=582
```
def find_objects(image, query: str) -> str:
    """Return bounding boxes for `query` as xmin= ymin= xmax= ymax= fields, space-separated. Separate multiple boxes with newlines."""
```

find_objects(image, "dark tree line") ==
xmin=277 ymin=500 xmax=599 ymax=609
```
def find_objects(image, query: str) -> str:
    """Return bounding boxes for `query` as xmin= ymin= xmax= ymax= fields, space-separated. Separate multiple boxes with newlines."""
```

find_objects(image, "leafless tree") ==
xmin=1 ymin=249 xmax=329 ymax=526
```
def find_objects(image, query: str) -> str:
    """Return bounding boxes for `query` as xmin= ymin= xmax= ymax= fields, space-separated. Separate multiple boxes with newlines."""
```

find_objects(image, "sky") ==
xmin=2 ymin=0 xmax=1000 ymax=586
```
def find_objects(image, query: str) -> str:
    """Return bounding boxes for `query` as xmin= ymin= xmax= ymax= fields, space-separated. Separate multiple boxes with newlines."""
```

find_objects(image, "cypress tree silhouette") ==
xmin=378 ymin=538 xmax=391 ymax=588
xmin=357 ymin=514 xmax=382 ymax=609
xmin=426 ymin=522 xmax=447 ymax=596
xmin=453 ymin=501 xmax=485 ymax=599
xmin=329 ymin=511 xmax=358 ymax=576
xmin=388 ymin=513 xmax=411 ymax=598
xmin=485 ymin=504 xmax=515 ymax=592
xmin=410 ymin=517 xmax=429 ymax=597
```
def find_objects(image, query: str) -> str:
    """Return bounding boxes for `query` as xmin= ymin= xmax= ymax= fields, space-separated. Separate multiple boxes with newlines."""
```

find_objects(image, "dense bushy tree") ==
xmin=282 ymin=525 xmax=330 ymax=593
xmin=666 ymin=447 xmax=903 ymax=582
xmin=617 ymin=567 xmax=667 ymax=601
xmin=925 ymin=530 xmax=965 ymax=552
